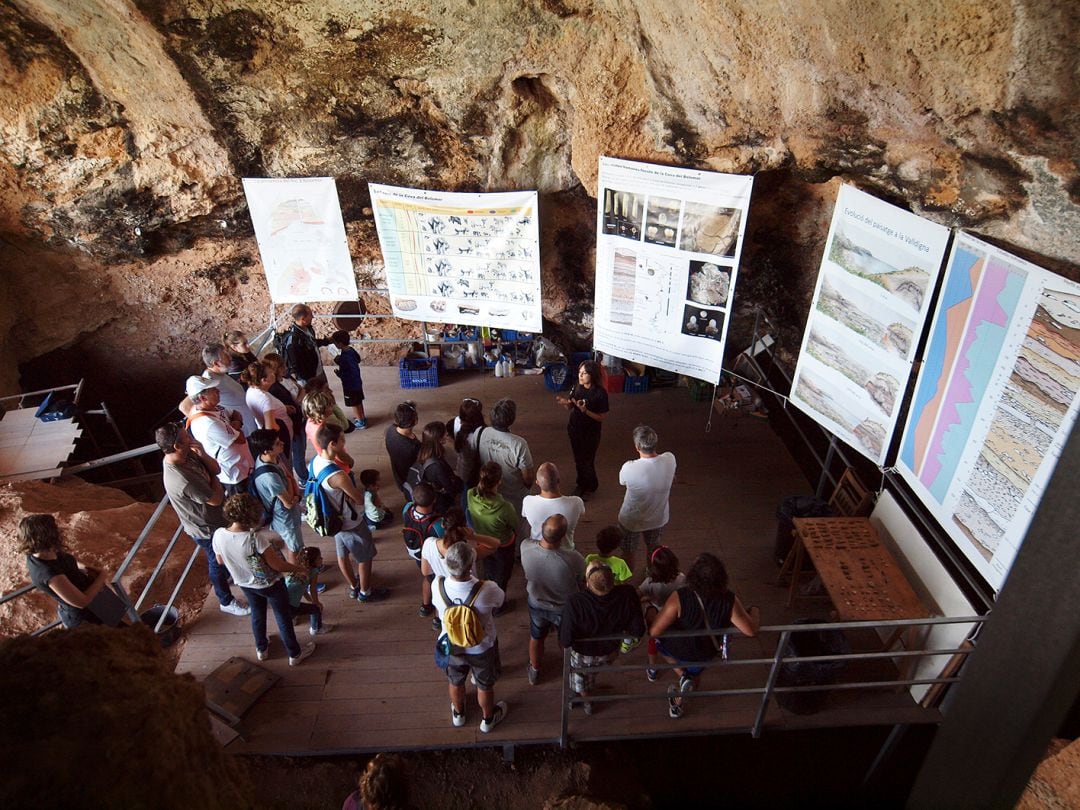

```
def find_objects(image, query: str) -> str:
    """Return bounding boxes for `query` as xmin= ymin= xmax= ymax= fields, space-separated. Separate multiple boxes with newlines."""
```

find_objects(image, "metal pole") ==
xmin=113 ymin=496 xmax=172 ymax=581
xmin=815 ymin=438 xmax=837 ymax=499
xmin=559 ymin=646 xmax=571 ymax=749
xmin=155 ymin=545 xmax=202 ymax=632
xmin=752 ymin=629 xmax=789 ymax=738
xmin=133 ymin=526 xmax=184 ymax=611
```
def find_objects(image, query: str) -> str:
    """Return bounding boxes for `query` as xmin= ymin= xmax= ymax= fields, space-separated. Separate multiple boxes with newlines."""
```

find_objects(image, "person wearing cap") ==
xmin=283 ymin=304 xmax=331 ymax=390
xmin=559 ymin=560 xmax=645 ymax=715
xmin=184 ymin=375 xmax=254 ymax=496
xmin=177 ymin=343 xmax=259 ymax=435
xmin=431 ymin=541 xmax=508 ymax=733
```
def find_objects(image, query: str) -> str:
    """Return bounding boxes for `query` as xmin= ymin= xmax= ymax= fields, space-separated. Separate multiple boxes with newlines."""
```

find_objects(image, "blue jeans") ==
xmin=194 ymin=536 xmax=234 ymax=607
xmin=290 ymin=428 xmax=308 ymax=484
xmin=292 ymin=601 xmax=321 ymax=633
xmin=482 ymin=543 xmax=516 ymax=595
xmin=240 ymin=579 xmax=301 ymax=658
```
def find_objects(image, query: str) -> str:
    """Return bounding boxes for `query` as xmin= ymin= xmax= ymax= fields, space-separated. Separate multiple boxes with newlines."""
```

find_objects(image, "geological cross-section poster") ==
xmin=242 ymin=177 xmax=358 ymax=303
xmin=369 ymin=185 xmax=542 ymax=331
xmin=789 ymin=184 xmax=950 ymax=465
xmin=897 ymin=233 xmax=1080 ymax=591
xmin=592 ymin=157 xmax=754 ymax=384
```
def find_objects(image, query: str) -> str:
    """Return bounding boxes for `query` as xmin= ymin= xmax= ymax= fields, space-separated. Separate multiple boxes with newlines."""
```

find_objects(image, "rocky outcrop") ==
xmin=0 ymin=0 xmax=1075 ymax=422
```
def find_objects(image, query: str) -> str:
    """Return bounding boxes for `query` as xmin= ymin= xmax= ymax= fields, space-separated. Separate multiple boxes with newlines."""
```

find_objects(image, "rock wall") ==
xmin=0 ymin=0 xmax=1076 ymax=419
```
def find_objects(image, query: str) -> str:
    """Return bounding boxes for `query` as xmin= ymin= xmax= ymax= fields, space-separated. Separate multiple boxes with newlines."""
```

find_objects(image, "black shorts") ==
xmin=343 ymin=386 xmax=365 ymax=406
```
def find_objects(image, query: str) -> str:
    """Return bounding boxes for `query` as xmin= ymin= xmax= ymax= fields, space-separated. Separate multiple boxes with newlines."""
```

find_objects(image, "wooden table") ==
xmin=782 ymin=517 xmax=929 ymax=622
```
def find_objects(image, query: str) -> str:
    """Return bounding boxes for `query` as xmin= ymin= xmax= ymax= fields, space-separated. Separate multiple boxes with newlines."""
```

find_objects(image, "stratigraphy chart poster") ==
xmin=369 ymin=185 xmax=541 ymax=331
xmin=789 ymin=184 xmax=950 ymax=465
xmin=242 ymin=177 xmax=358 ymax=303
xmin=897 ymin=233 xmax=1080 ymax=591
xmin=592 ymin=157 xmax=753 ymax=383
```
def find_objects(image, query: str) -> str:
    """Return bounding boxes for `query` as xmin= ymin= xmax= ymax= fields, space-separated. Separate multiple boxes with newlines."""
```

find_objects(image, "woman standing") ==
xmin=467 ymin=461 xmax=519 ymax=615
xmin=446 ymin=397 xmax=486 ymax=488
xmin=212 ymin=493 xmax=316 ymax=665
xmin=413 ymin=421 xmax=463 ymax=513
xmin=243 ymin=361 xmax=292 ymax=452
xmin=555 ymin=359 xmax=609 ymax=498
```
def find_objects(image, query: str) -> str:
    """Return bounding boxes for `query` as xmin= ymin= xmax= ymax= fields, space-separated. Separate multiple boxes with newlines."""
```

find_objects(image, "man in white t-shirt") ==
xmin=521 ymin=462 xmax=585 ymax=550
xmin=311 ymin=423 xmax=388 ymax=603
xmin=477 ymin=398 xmax=534 ymax=516
xmin=431 ymin=542 xmax=508 ymax=733
xmin=617 ymin=425 xmax=676 ymax=571
xmin=184 ymin=376 xmax=254 ymax=496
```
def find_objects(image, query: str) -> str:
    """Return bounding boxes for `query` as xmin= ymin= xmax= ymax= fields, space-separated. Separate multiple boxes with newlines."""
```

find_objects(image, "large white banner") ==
xmin=593 ymin=157 xmax=753 ymax=383
xmin=789 ymin=184 xmax=950 ymax=465
xmin=369 ymin=185 xmax=541 ymax=331
xmin=897 ymin=233 xmax=1080 ymax=591
xmin=242 ymin=177 xmax=357 ymax=303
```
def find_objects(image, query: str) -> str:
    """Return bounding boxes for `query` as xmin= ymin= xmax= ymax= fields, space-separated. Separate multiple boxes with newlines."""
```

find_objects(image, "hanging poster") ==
xmin=242 ymin=177 xmax=357 ymax=303
xmin=369 ymin=185 xmax=541 ymax=330
xmin=789 ymin=184 xmax=950 ymax=465
xmin=897 ymin=233 xmax=1080 ymax=591
xmin=592 ymin=157 xmax=753 ymax=384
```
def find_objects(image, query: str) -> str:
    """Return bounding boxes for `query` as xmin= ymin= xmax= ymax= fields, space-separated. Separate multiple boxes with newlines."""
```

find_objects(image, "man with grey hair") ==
xmin=178 ymin=343 xmax=258 ymax=435
xmin=431 ymin=541 xmax=508 ymax=733
xmin=521 ymin=462 xmax=585 ymax=549
xmin=617 ymin=424 xmax=676 ymax=571
xmin=183 ymin=376 xmax=254 ymax=496
xmin=521 ymin=514 xmax=586 ymax=685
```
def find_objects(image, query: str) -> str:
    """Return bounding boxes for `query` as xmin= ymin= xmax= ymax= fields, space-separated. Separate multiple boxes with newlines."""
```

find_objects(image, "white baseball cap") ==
xmin=185 ymin=375 xmax=220 ymax=399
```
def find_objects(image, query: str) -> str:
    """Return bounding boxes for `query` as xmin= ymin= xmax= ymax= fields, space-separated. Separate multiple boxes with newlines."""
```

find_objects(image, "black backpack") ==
xmin=402 ymin=504 xmax=443 ymax=552
xmin=403 ymin=458 xmax=439 ymax=499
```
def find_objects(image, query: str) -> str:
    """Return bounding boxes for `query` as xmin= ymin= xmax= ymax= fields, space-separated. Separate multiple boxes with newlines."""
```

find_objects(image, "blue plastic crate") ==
xmin=399 ymin=357 xmax=439 ymax=388
xmin=623 ymin=375 xmax=650 ymax=394
xmin=543 ymin=363 xmax=573 ymax=392
xmin=501 ymin=329 xmax=519 ymax=341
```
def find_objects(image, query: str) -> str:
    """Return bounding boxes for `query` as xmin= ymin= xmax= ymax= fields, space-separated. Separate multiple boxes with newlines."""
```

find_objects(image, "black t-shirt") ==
xmin=567 ymin=383 xmax=609 ymax=435
xmin=26 ymin=552 xmax=99 ymax=628
xmin=385 ymin=425 xmax=421 ymax=488
xmin=559 ymin=584 xmax=646 ymax=656
xmin=661 ymin=586 xmax=736 ymax=663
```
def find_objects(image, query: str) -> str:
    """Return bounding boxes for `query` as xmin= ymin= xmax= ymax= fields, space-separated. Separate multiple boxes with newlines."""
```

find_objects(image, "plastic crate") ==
xmin=543 ymin=363 xmax=573 ymax=392
xmin=623 ymin=375 xmax=650 ymax=394
xmin=604 ymin=374 xmax=625 ymax=393
xmin=399 ymin=357 xmax=439 ymax=389
xmin=501 ymin=329 xmax=519 ymax=341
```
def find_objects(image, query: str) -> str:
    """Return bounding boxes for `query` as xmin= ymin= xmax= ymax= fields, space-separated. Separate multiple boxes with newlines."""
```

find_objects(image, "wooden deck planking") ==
xmin=175 ymin=366 xmax=936 ymax=754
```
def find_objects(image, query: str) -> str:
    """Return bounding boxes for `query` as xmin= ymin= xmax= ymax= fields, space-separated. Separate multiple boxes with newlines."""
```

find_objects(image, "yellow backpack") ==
xmin=437 ymin=577 xmax=487 ymax=649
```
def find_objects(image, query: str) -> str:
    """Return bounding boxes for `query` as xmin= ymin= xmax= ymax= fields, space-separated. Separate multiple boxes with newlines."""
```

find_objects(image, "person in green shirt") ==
xmin=584 ymin=525 xmax=634 ymax=584
xmin=467 ymin=461 xmax=519 ymax=615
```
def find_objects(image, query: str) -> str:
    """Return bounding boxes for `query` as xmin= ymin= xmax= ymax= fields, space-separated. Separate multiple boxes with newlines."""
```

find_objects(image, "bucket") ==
xmin=140 ymin=604 xmax=181 ymax=647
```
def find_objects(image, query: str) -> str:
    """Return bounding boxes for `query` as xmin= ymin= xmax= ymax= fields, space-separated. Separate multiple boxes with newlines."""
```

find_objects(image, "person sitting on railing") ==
xmin=20 ymin=514 xmax=131 ymax=629
xmin=558 ymin=560 xmax=645 ymax=715
xmin=647 ymin=552 xmax=760 ymax=719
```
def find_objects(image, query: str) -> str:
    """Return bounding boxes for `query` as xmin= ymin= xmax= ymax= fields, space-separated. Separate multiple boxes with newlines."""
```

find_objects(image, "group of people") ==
xmin=21 ymin=302 xmax=760 ymax=735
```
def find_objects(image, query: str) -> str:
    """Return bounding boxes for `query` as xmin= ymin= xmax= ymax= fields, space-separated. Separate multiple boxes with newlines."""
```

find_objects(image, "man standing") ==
xmin=477 ymin=398 xmax=534 ymax=517
xmin=311 ymin=423 xmax=388 ymax=603
xmin=283 ymin=303 xmax=331 ymax=390
xmin=431 ymin=542 xmax=508 ymax=733
xmin=384 ymin=401 xmax=421 ymax=499
xmin=617 ymin=425 xmax=676 ymax=571
xmin=559 ymin=561 xmax=645 ymax=714
xmin=178 ymin=344 xmax=258 ymax=435
xmin=184 ymin=376 xmax=254 ymax=496
xmin=521 ymin=462 xmax=585 ymax=549
xmin=156 ymin=422 xmax=249 ymax=616
xmin=520 ymin=515 xmax=585 ymax=684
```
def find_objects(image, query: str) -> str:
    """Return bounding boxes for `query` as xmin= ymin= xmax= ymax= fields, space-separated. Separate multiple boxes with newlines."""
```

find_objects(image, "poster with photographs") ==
xmin=369 ymin=184 xmax=542 ymax=330
xmin=242 ymin=177 xmax=358 ymax=303
xmin=789 ymin=184 xmax=950 ymax=465
xmin=594 ymin=157 xmax=754 ymax=383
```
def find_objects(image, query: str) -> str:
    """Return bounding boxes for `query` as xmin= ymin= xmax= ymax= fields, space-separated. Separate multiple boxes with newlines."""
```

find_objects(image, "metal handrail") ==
xmin=558 ymin=615 xmax=983 ymax=748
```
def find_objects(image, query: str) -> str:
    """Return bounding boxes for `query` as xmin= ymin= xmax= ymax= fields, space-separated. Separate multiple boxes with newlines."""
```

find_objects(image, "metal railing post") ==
xmin=154 ymin=545 xmax=202 ymax=632
xmin=133 ymin=526 xmax=184 ymax=611
xmin=113 ymin=495 xmax=172 ymax=582
xmin=752 ymin=629 xmax=790 ymax=738
xmin=559 ymin=646 xmax=571 ymax=749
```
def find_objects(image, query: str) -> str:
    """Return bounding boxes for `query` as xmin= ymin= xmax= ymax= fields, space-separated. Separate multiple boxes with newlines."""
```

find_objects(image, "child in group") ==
xmin=248 ymin=429 xmax=304 ymax=564
xmin=585 ymin=525 xmax=634 ymax=584
xmin=285 ymin=546 xmax=332 ymax=636
xmin=360 ymin=469 xmax=393 ymax=532
xmin=262 ymin=352 xmax=307 ymax=484
xmin=332 ymin=330 xmax=367 ymax=430
xmin=306 ymin=377 xmax=353 ymax=433
xmin=639 ymin=545 xmax=687 ymax=681
xmin=302 ymin=390 xmax=355 ymax=472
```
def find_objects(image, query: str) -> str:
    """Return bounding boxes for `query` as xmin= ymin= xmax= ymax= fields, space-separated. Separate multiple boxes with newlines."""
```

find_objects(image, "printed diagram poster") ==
xmin=593 ymin=157 xmax=753 ymax=383
xmin=369 ymin=185 xmax=541 ymax=330
xmin=898 ymin=233 xmax=1080 ymax=591
xmin=242 ymin=177 xmax=357 ymax=303
xmin=789 ymin=184 xmax=950 ymax=465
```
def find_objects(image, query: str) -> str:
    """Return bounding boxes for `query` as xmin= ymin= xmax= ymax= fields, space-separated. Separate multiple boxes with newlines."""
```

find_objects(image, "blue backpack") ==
xmin=304 ymin=461 xmax=346 ymax=537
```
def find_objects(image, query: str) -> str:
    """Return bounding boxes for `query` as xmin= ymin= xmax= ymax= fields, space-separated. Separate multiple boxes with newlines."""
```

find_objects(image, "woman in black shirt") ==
xmin=414 ymin=421 xmax=464 ymax=513
xmin=555 ymin=359 xmax=609 ymax=498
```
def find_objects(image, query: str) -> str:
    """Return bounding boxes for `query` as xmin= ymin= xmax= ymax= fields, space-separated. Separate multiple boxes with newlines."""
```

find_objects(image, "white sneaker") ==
xmin=220 ymin=601 xmax=250 ymax=616
xmin=256 ymin=648 xmax=269 ymax=662
xmin=480 ymin=701 xmax=508 ymax=733
xmin=289 ymin=642 xmax=316 ymax=666
xmin=450 ymin=704 xmax=466 ymax=727
xmin=310 ymin=623 xmax=333 ymax=636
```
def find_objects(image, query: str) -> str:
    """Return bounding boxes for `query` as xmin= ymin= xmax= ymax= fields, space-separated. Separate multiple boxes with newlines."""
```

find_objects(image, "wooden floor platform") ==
xmin=175 ymin=365 xmax=935 ymax=754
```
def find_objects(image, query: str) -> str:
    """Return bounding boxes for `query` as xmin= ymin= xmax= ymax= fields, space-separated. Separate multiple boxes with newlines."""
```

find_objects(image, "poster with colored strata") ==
xmin=789 ymin=184 xmax=950 ymax=465
xmin=592 ymin=156 xmax=753 ymax=384
xmin=242 ymin=177 xmax=358 ymax=303
xmin=897 ymin=233 xmax=1080 ymax=591
xmin=369 ymin=185 xmax=541 ymax=330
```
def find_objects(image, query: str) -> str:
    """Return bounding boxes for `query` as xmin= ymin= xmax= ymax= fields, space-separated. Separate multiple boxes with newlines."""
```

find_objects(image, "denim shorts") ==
xmin=654 ymin=638 xmax=705 ymax=677
xmin=528 ymin=602 xmax=563 ymax=640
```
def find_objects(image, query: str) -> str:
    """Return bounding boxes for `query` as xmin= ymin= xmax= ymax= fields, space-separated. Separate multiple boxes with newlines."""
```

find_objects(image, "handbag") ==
xmin=694 ymin=592 xmax=729 ymax=660
xmin=434 ymin=632 xmax=452 ymax=669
